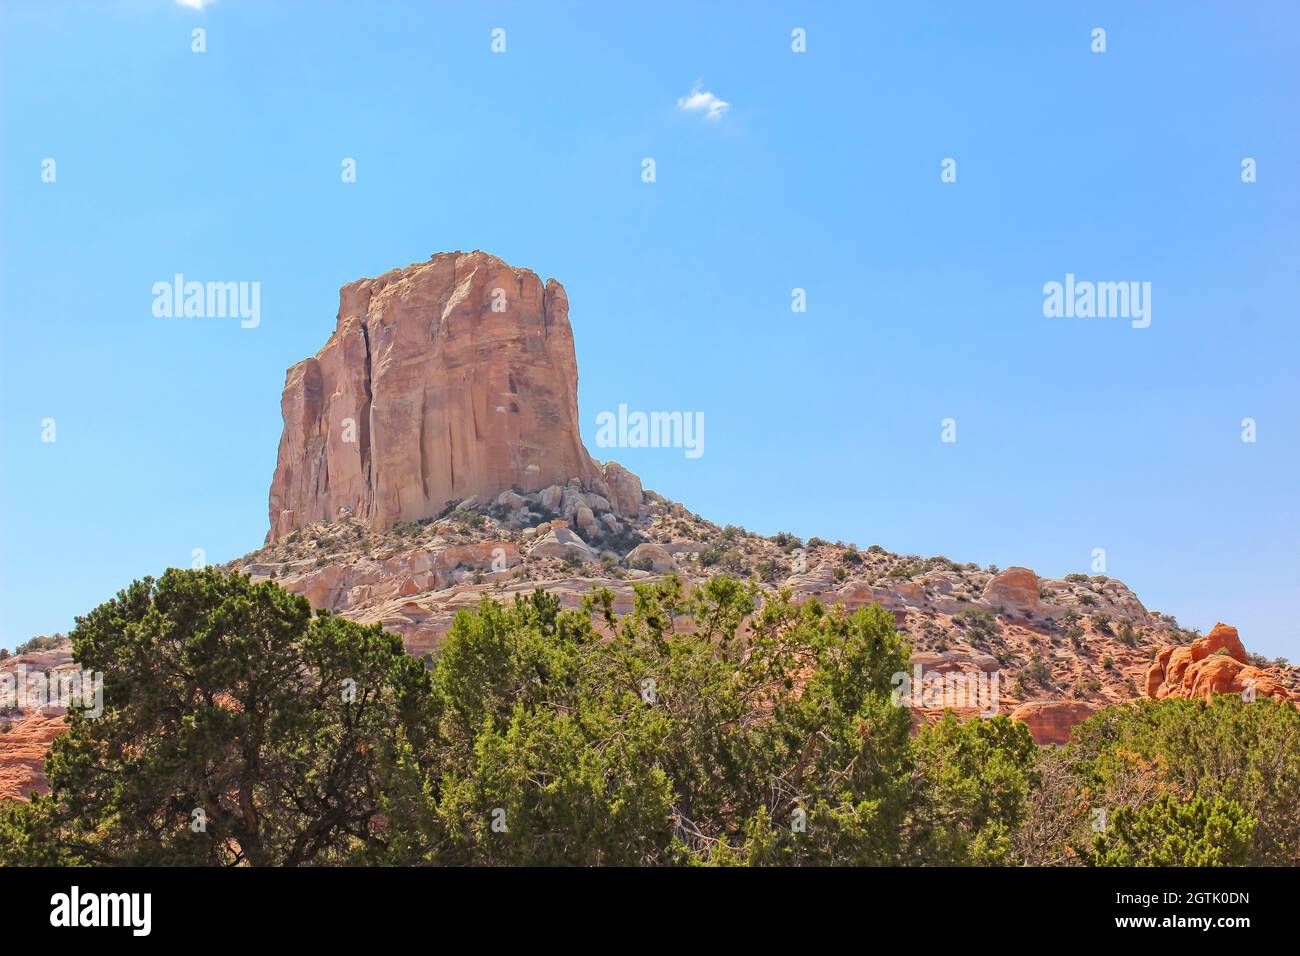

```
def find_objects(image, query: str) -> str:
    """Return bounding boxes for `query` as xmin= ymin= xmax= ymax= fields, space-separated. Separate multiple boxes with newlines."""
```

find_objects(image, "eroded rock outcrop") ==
xmin=267 ymin=251 xmax=639 ymax=539
xmin=981 ymin=566 xmax=1041 ymax=615
xmin=1145 ymin=623 xmax=1291 ymax=703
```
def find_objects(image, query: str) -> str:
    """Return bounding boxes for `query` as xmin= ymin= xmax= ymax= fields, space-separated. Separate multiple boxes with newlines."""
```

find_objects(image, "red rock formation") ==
xmin=1009 ymin=700 xmax=1100 ymax=745
xmin=267 ymin=252 xmax=631 ymax=539
xmin=1145 ymin=623 xmax=1292 ymax=703
xmin=1192 ymin=622 xmax=1248 ymax=662
xmin=0 ymin=713 xmax=65 ymax=802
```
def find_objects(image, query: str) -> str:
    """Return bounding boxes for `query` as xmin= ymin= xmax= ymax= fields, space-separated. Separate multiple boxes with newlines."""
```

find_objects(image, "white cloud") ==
xmin=176 ymin=0 xmax=216 ymax=10
xmin=677 ymin=82 xmax=729 ymax=121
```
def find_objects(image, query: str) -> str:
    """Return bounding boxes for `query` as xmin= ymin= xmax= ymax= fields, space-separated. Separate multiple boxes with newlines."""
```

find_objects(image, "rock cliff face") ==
xmin=267 ymin=251 xmax=613 ymax=540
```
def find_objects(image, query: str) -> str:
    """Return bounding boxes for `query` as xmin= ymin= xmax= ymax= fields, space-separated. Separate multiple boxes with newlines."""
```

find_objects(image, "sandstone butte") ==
xmin=5 ymin=253 xmax=1299 ymax=798
xmin=267 ymin=251 xmax=619 ymax=540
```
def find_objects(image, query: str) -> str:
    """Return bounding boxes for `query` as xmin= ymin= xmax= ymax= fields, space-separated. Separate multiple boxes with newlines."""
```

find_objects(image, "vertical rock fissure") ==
xmin=418 ymin=385 xmax=429 ymax=504
xmin=358 ymin=318 xmax=374 ymax=511
xmin=446 ymin=419 xmax=455 ymax=492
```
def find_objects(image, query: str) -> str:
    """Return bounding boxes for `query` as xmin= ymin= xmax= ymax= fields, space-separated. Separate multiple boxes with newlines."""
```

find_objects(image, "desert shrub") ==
xmin=719 ymin=549 xmax=747 ymax=574
xmin=1023 ymin=654 xmax=1052 ymax=687
xmin=12 ymin=634 xmax=67 ymax=656
xmin=771 ymin=532 xmax=802 ymax=553
xmin=596 ymin=527 xmax=646 ymax=555
xmin=449 ymin=508 xmax=485 ymax=531
xmin=955 ymin=608 xmax=998 ymax=644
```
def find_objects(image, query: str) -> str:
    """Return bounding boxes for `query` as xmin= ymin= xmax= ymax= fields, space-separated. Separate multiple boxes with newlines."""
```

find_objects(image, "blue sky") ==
xmin=2 ymin=1 xmax=1297 ymax=658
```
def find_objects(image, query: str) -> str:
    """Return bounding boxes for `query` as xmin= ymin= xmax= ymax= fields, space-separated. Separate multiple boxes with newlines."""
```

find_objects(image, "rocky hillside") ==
xmin=226 ymin=484 xmax=1299 ymax=745
xmin=240 ymin=250 xmax=1299 ymax=744
xmin=0 ymin=638 xmax=75 ymax=801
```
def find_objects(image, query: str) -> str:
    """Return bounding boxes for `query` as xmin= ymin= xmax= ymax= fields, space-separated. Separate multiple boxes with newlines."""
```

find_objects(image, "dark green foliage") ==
xmin=0 ymin=569 xmax=436 ymax=866
xmin=10 ymin=633 xmax=67 ymax=656
xmin=592 ymin=526 xmax=646 ymax=555
xmin=771 ymin=532 xmax=802 ymax=553
xmin=4 ymin=570 xmax=1293 ymax=869
xmin=955 ymin=608 xmax=998 ymax=644
xmin=448 ymin=508 xmax=486 ymax=531
xmin=430 ymin=578 xmax=917 ymax=865
xmin=1023 ymin=654 xmax=1052 ymax=687
xmin=1086 ymin=794 xmax=1254 ymax=867
xmin=1117 ymin=620 xmax=1137 ymax=647
xmin=1067 ymin=696 xmax=1300 ymax=866
xmin=909 ymin=715 xmax=1038 ymax=865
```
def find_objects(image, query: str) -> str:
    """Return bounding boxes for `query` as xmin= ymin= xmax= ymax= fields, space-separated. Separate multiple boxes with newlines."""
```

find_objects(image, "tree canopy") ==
xmin=2 ymin=569 xmax=1292 ymax=867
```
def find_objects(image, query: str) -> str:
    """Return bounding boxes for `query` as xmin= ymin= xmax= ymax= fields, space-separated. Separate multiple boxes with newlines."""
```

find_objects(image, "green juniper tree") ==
xmin=0 ymin=568 xmax=437 ymax=866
